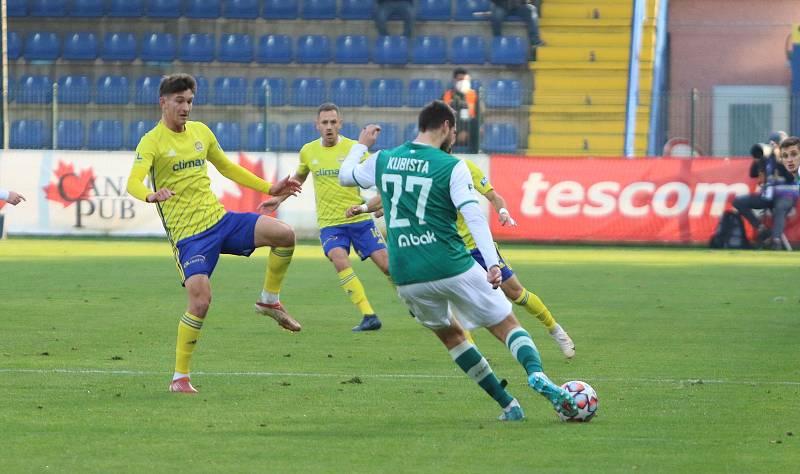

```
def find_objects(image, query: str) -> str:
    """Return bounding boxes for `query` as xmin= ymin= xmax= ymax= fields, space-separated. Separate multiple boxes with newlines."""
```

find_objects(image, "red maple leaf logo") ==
xmin=43 ymin=161 xmax=96 ymax=208
xmin=219 ymin=152 xmax=275 ymax=212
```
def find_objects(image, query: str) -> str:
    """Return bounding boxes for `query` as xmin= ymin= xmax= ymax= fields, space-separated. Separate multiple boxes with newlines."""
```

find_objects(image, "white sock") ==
xmin=503 ymin=398 xmax=520 ymax=411
xmin=260 ymin=290 xmax=280 ymax=304
xmin=172 ymin=371 xmax=189 ymax=382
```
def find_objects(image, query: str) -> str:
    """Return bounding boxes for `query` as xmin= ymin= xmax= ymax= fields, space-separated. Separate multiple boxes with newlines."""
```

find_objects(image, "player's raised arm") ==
xmin=484 ymin=190 xmax=517 ymax=227
xmin=206 ymin=143 xmax=301 ymax=198
xmin=339 ymin=124 xmax=381 ymax=188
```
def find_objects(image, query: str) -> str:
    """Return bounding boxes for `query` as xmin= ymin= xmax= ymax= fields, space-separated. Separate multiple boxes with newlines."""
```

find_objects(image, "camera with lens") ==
xmin=750 ymin=143 xmax=774 ymax=160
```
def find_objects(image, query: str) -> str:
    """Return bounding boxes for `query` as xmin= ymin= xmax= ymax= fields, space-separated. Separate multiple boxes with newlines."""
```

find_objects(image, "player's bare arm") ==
xmin=258 ymin=171 xmax=307 ymax=214
xmin=358 ymin=124 xmax=382 ymax=148
xmin=345 ymin=195 xmax=382 ymax=218
xmin=484 ymin=189 xmax=517 ymax=227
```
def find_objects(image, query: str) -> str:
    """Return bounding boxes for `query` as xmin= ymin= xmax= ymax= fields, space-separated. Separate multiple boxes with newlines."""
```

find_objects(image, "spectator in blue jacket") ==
xmin=375 ymin=0 xmax=415 ymax=38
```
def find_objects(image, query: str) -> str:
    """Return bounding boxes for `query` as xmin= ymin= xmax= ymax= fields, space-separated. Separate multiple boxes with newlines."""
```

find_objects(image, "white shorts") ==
xmin=396 ymin=262 xmax=513 ymax=331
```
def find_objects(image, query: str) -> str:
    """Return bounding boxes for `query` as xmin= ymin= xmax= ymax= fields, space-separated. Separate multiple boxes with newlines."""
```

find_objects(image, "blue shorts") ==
xmin=470 ymin=243 xmax=515 ymax=282
xmin=175 ymin=211 xmax=261 ymax=284
xmin=319 ymin=220 xmax=386 ymax=260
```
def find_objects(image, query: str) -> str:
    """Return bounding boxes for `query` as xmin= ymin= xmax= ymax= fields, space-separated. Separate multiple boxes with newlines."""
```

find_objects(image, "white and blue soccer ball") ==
xmin=558 ymin=380 xmax=598 ymax=422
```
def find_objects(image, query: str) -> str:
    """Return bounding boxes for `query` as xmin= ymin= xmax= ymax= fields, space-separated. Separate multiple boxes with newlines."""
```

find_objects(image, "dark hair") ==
xmin=780 ymin=136 xmax=800 ymax=150
xmin=418 ymin=100 xmax=456 ymax=132
xmin=452 ymin=67 xmax=468 ymax=78
xmin=317 ymin=102 xmax=340 ymax=116
xmin=159 ymin=73 xmax=196 ymax=97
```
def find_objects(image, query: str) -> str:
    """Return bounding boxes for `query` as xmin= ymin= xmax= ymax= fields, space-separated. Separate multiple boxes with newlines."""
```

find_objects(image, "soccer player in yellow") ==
xmin=262 ymin=103 xmax=389 ymax=331
xmin=126 ymin=74 xmax=303 ymax=394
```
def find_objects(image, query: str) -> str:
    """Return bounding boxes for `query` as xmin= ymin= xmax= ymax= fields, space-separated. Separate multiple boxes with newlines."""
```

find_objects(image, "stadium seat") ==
xmin=223 ymin=0 xmax=259 ymax=18
xmin=490 ymin=36 xmax=526 ymax=65
xmin=7 ymin=32 xmax=22 ymax=60
xmin=340 ymin=122 xmax=359 ymax=139
xmin=109 ymin=0 xmax=144 ymax=17
xmin=57 ymin=120 xmax=84 ymax=150
xmin=373 ymin=36 xmax=408 ymax=65
xmin=417 ymin=0 xmax=450 ymax=20
xmin=194 ymin=75 xmax=210 ymax=105
xmin=141 ymin=33 xmax=176 ymax=62
xmin=407 ymin=79 xmax=443 ymax=107
xmin=335 ymin=35 xmax=369 ymax=64
xmin=135 ymin=76 xmax=162 ymax=105
xmin=246 ymin=122 xmax=281 ymax=151
xmin=330 ymin=78 xmax=365 ymax=107
xmin=340 ymin=0 xmax=372 ymax=19
xmin=302 ymin=0 xmax=335 ymax=19
xmin=186 ymin=0 xmax=221 ymax=18
xmin=455 ymin=0 xmax=490 ymax=20
xmin=373 ymin=122 xmax=399 ymax=150
xmin=411 ymin=35 xmax=446 ymax=64
xmin=127 ymin=120 xmax=158 ymax=149
xmin=368 ymin=79 xmax=403 ymax=107
xmin=10 ymin=120 xmax=48 ymax=149
xmin=252 ymin=77 xmax=286 ymax=106
xmin=179 ymin=33 xmax=214 ymax=62
xmin=297 ymin=35 xmax=330 ymax=64
xmin=451 ymin=35 xmax=486 ymax=64
xmin=404 ymin=123 xmax=418 ymax=142
xmin=486 ymin=80 xmax=521 ymax=108
xmin=24 ymin=32 xmax=60 ymax=61
xmin=256 ymin=35 xmax=292 ymax=63
xmin=96 ymin=75 xmax=129 ymax=104
xmin=70 ymin=0 xmax=104 ymax=16
xmin=62 ymin=33 xmax=98 ymax=61
xmin=210 ymin=121 xmax=241 ymax=151
xmin=102 ymin=33 xmax=137 ymax=61
xmin=17 ymin=75 xmax=52 ymax=104
xmin=482 ymin=123 xmax=518 ymax=153
xmin=263 ymin=0 xmax=297 ymax=19
xmin=213 ymin=77 xmax=247 ymax=105
xmin=57 ymin=75 xmax=91 ymax=104
xmin=285 ymin=122 xmax=317 ymax=151
xmin=147 ymin=0 xmax=181 ymax=18
xmin=218 ymin=34 xmax=253 ymax=63
xmin=31 ymin=0 xmax=67 ymax=16
xmin=8 ymin=0 xmax=27 ymax=17
xmin=291 ymin=78 xmax=326 ymax=106
xmin=89 ymin=120 xmax=124 ymax=150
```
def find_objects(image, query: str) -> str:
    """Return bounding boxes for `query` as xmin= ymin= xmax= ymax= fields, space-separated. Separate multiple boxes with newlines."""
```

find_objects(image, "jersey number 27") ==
xmin=381 ymin=174 xmax=432 ymax=229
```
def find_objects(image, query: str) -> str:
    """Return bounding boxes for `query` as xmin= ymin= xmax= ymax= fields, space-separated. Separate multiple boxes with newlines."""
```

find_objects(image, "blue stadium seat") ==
xmin=63 ymin=33 xmax=98 ymax=60
xmin=404 ymin=123 xmax=418 ymax=142
xmin=373 ymin=122 xmax=399 ymax=150
xmin=263 ymin=0 xmax=297 ymax=19
xmin=407 ymin=79 xmax=443 ymax=107
xmin=17 ymin=75 xmax=52 ymax=104
xmin=24 ymin=32 xmax=60 ymax=61
xmin=483 ymin=123 xmax=518 ymax=153
xmin=219 ymin=34 xmax=253 ymax=63
xmin=455 ymin=0 xmax=490 ymax=20
xmin=213 ymin=77 xmax=247 ymax=105
xmin=7 ymin=32 xmax=22 ymax=60
xmin=147 ymin=0 xmax=181 ymax=18
xmin=373 ymin=36 xmax=408 ymax=65
xmin=291 ymin=78 xmax=326 ymax=106
xmin=223 ymin=0 xmax=259 ymax=18
xmin=141 ymin=33 xmax=176 ymax=62
xmin=246 ymin=122 xmax=280 ymax=151
xmin=486 ymin=80 xmax=521 ymax=108
xmin=8 ymin=0 xmax=27 ymax=17
xmin=57 ymin=75 xmax=91 ymax=104
xmin=490 ymin=36 xmax=526 ymax=65
xmin=302 ymin=0 xmax=335 ymax=19
xmin=179 ymin=33 xmax=214 ymax=62
xmin=70 ymin=0 xmax=104 ymax=16
xmin=127 ymin=120 xmax=158 ymax=149
xmin=368 ymin=79 xmax=403 ymax=107
xmin=186 ymin=0 xmax=220 ymax=18
xmin=257 ymin=35 xmax=292 ymax=63
xmin=330 ymin=78 xmax=365 ymax=107
xmin=285 ymin=122 xmax=317 ymax=151
xmin=102 ymin=33 xmax=137 ymax=61
xmin=57 ymin=120 xmax=84 ymax=150
xmin=109 ymin=0 xmax=144 ymax=16
xmin=31 ymin=0 xmax=67 ymax=16
xmin=296 ymin=35 xmax=330 ymax=64
xmin=10 ymin=120 xmax=48 ymax=149
xmin=135 ymin=76 xmax=162 ymax=105
xmin=89 ymin=120 xmax=124 ymax=150
xmin=210 ymin=121 xmax=241 ymax=150
xmin=252 ymin=77 xmax=287 ymax=106
xmin=451 ymin=35 xmax=485 ymax=64
xmin=194 ymin=75 xmax=210 ymax=105
xmin=340 ymin=0 xmax=372 ymax=19
xmin=340 ymin=122 xmax=359 ymax=139
xmin=411 ymin=35 xmax=446 ymax=64
xmin=96 ymin=75 xmax=129 ymax=104
xmin=417 ymin=0 xmax=450 ymax=20
xmin=335 ymin=35 xmax=369 ymax=64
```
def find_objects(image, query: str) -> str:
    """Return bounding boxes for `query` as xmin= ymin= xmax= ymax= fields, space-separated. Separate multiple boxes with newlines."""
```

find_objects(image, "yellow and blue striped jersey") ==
xmin=456 ymin=158 xmax=493 ymax=250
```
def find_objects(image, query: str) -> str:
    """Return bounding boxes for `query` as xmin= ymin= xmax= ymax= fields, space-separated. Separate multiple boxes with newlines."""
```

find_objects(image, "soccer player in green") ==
xmin=339 ymin=101 xmax=577 ymax=421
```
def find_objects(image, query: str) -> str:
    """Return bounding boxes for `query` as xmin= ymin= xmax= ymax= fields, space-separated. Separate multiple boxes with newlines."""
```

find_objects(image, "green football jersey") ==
xmin=374 ymin=142 xmax=478 ymax=285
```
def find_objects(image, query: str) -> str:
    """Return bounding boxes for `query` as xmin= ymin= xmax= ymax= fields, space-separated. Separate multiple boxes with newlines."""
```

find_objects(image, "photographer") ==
xmin=733 ymin=132 xmax=799 ymax=250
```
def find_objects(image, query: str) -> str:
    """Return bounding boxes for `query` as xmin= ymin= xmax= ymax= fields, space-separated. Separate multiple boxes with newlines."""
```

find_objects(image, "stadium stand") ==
xmin=24 ymin=32 xmax=60 ymax=61
xmin=96 ymin=75 xmax=129 ymax=104
xmin=194 ymin=75 xmax=210 ymax=105
xmin=31 ymin=0 xmax=67 ymax=17
xmin=8 ymin=0 xmax=28 ymax=17
xmin=417 ymin=0 xmax=451 ymax=20
xmin=57 ymin=75 xmax=92 ymax=104
xmin=373 ymin=36 xmax=408 ymax=65
xmin=368 ymin=79 xmax=404 ymax=107
xmin=224 ymin=0 xmax=260 ymax=19
xmin=297 ymin=35 xmax=331 ymax=64
xmin=70 ymin=0 xmax=105 ymax=17
xmin=210 ymin=121 xmax=241 ymax=150
xmin=455 ymin=0 xmax=491 ymax=20
xmin=187 ymin=0 xmax=221 ymax=18
xmin=330 ymin=78 xmax=365 ymax=107
xmin=489 ymin=36 xmax=527 ymax=65
xmin=483 ymin=122 xmax=518 ymax=153
xmin=252 ymin=77 xmax=287 ymax=106
xmin=411 ymin=35 xmax=447 ymax=65
xmin=291 ymin=78 xmax=326 ymax=106
xmin=219 ymin=34 xmax=254 ymax=63
xmin=285 ymin=122 xmax=317 ymax=151
xmin=102 ymin=33 xmax=137 ymax=61
xmin=302 ymin=0 xmax=336 ymax=20
xmin=135 ymin=76 xmax=162 ymax=105
xmin=147 ymin=0 xmax=182 ymax=18
xmin=340 ymin=122 xmax=359 ymax=139
xmin=179 ymin=33 xmax=215 ymax=62
xmin=63 ymin=33 xmax=98 ymax=61
xmin=486 ymin=79 xmax=521 ymax=108
xmin=7 ymin=32 xmax=22 ymax=60
xmin=141 ymin=33 xmax=177 ymax=62
xmin=10 ymin=120 xmax=47 ymax=149
xmin=213 ymin=76 xmax=248 ymax=105
xmin=17 ymin=75 xmax=52 ymax=104
xmin=57 ymin=119 xmax=84 ymax=149
xmin=335 ymin=35 xmax=369 ymax=64
xmin=109 ymin=0 xmax=144 ymax=17
xmin=407 ymin=78 xmax=444 ymax=107
xmin=404 ymin=123 xmax=418 ymax=142
xmin=246 ymin=122 xmax=281 ymax=151
xmin=127 ymin=120 xmax=158 ymax=149
xmin=88 ymin=120 xmax=124 ymax=150
xmin=257 ymin=34 xmax=292 ymax=63
xmin=340 ymin=0 xmax=372 ymax=20
xmin=263 ymin=0 xmax=297 ymax=19
xmin=373 ymin=122 xmax=398 ymax=150
xmin=451 ymin=35 xmax=486 ymax=64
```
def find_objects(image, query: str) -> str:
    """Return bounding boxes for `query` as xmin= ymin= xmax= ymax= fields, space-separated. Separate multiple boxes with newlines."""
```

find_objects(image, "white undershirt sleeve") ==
xmin=449 ymin=161 xmax=499 ymax=269
xmin=339 ymin=143 xmax=377 ymax=189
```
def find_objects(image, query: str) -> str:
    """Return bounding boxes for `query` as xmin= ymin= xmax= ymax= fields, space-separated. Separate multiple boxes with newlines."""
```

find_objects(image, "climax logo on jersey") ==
xmin=172 ymin=158 xmax=205 ymax=172
xmin=397 ymin=230 xmax=437 ymax=248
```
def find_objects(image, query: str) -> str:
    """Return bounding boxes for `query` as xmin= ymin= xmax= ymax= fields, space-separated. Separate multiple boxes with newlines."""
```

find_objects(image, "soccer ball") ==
xmin=558 ymin=380 xmax=598 ymax=422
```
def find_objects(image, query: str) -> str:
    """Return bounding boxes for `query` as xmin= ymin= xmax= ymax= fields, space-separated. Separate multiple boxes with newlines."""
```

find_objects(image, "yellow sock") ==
xmin=338 ymin=267 xmax=374 ymax=315
xmin=175 ymin=312 xmax=204 ymax=374
xmin=264 ymin=246 xmax=294 ymax=294
xmin=514 ymin=289 xmax=557 ymax=331
xmin=464 ymin=330 xmax=475 ymax=344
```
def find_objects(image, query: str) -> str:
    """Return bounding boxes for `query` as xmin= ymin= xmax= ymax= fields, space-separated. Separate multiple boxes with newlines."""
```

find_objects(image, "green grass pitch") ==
xmin=0 ymin=239 xmax=798 ymax=472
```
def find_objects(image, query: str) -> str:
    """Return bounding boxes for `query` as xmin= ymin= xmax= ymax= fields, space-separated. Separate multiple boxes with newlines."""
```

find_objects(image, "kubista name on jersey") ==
xmin=397 ymin=230 xmax=437 ymax=248
xmin=387 ymin=156 xmax=430 ymax=173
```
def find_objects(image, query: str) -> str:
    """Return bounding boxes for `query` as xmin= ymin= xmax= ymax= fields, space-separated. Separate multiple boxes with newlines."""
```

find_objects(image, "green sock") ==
xmin=505 ymin=327 xmax=543 ymax=375
xmin=449 ymin=340 xmax=513 ymax=408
